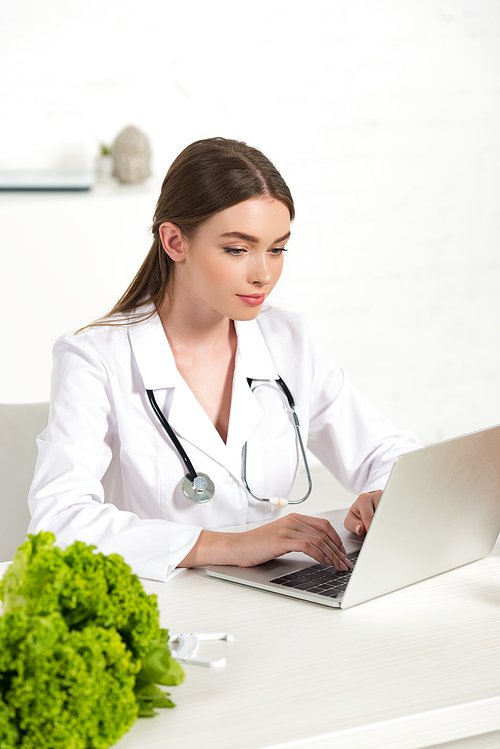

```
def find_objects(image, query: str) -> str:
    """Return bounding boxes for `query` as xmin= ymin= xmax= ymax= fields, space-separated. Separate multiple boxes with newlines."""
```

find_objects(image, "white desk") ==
xmin=2 ymin=512 xmax=500 ymax=749
xmin=115 ymin=509 xmax=500 ymax=749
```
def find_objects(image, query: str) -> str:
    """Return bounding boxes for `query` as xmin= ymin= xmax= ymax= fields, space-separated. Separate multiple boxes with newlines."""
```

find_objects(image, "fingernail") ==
xmin=356 ymin=524 xmax=362 ymax=535
xmin=345 ymin=559 xmax=354 ymax=569
xmin=339 ymin=561 xmax=348 ymax=571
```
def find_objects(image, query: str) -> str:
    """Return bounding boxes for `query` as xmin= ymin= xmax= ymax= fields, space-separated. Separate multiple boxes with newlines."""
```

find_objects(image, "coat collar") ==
xmin=128 ymin=306 xmax=280 ymax=470
xmin=128 ymin=307 xmax=279 ymax=390
xmin=128 ymin=309 xmax=179 ymax=390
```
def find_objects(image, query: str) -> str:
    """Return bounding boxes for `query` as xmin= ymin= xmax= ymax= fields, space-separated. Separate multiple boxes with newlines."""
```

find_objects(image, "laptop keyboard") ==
xmin=269 ymin=551 xmax=360 ymax=599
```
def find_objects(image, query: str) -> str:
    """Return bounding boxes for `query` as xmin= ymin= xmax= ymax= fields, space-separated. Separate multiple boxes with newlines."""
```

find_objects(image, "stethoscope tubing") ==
xmin=242 ymin=378 xmax=312 ymax=504
xmin=146 ymin=389 xmax=197 ymax=482
xmin=147 ymin=377 xmax=312 ymax=504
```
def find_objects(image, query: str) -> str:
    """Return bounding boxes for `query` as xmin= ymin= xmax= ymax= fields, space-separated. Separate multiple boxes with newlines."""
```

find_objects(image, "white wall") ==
xmin=1 ymin=0 xmax=499 ymax=446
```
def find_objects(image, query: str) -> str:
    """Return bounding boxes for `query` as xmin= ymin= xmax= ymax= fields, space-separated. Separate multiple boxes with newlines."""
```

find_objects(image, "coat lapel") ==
xmin=129 ymin=309 xmax=280 ymax=476
xmin=226 ymin=318 xmax=279 ymax=452
xmin=127 ymin=309 xmax=178 ymax=390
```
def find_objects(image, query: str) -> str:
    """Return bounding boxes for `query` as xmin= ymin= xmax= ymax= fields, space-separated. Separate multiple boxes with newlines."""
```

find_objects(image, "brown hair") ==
xmin=99 ymin=137 xmax=294 ymax=324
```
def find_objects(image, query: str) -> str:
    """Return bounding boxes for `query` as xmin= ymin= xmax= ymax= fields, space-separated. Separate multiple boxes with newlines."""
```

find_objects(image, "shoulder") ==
xmin=254 ymin=306 xmax=314 ymax=382
xmin=256 ymin=306 xmax=344 ymax=399
xmin=256 ymin=306 xmax=309 ymax=347
xmin=52 ymin=314 xmax=138 ymax=378
xmin=55 ymin=321 xmax=127 ymax=356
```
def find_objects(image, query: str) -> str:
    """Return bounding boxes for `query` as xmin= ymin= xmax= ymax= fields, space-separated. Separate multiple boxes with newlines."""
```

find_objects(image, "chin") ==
xmin=229 ymin=306 xmax=262 ymax=322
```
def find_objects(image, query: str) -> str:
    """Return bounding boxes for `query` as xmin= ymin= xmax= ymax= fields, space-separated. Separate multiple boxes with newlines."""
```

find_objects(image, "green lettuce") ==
xmin=0 ymin=532 xmax=185 ymax=748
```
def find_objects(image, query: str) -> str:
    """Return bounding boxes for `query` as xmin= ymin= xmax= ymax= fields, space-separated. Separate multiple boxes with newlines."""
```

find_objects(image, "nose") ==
xmin=248 ymin=252 xmax=273 ymax=286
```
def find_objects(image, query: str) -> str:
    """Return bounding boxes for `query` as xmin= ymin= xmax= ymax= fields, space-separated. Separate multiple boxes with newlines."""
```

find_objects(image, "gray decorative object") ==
xmin=112 ymin=126 xmax=151 ymax=184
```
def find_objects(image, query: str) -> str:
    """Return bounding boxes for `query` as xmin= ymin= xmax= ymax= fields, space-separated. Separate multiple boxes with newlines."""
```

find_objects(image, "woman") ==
xmin=28 ymin=137 xmax=419 ymax=581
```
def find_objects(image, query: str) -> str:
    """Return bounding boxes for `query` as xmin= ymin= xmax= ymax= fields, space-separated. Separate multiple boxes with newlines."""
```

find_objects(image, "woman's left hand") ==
xmin=344 ymin=490 xmax=383 ymax=536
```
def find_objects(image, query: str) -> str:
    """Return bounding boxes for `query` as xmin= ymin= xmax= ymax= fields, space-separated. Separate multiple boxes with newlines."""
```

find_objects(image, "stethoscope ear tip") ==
xmin=269 ymin=497 xmax=289 ymax=507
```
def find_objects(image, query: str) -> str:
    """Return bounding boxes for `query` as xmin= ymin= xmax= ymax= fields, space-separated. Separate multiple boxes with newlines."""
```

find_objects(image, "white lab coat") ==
xmin=28 ymin=305 xmax=420 ymax=581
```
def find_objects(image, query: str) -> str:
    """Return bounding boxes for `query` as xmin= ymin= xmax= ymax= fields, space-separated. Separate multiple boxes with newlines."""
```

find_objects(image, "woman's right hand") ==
xmin=178 ymin=513 xmax=353 ymax=572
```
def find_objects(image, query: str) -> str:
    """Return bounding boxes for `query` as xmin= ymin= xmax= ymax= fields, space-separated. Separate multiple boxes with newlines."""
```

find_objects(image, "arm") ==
xmin=256 ymin=308 xmax=420 ymax=537
xmin=308 ymin=368 xmax=420 ymax=496
xmin=305 ymin=342 xmax=420 ymax=535
xmin=179 ymin=513 xmax=353 ymax=571
xmin=256 ymin=309 xmax=420 ymax=500
xmin=28 ymin=333 xmax=203 ymax=581
xmin=344 ymin=490 xmax=383 ymax=536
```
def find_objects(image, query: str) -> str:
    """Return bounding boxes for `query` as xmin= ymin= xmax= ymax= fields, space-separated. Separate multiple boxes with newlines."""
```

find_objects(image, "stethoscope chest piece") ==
xmin=181 ymin=473 xmax=215 ymax=503
xmin=147 ymin=376 xmax=312 ymax=505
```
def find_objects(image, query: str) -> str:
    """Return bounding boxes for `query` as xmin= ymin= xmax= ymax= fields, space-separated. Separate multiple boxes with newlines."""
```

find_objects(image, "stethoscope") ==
xmin=146 ymin=377 xmax=312 ymax=507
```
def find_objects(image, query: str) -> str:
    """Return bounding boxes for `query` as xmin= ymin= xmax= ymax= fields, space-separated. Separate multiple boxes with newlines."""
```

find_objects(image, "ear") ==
xmin=159 ymin=222 xmax=188 ymax=262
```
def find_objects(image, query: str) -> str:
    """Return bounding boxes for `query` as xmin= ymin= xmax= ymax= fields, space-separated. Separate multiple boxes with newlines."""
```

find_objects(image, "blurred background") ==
xmin=1 ymin=0 xmax=499 ymax=447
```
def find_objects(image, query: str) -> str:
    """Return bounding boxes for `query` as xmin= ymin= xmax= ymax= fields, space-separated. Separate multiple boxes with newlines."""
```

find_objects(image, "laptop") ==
xmin=206 ymin=424 xmax=500 ymax=609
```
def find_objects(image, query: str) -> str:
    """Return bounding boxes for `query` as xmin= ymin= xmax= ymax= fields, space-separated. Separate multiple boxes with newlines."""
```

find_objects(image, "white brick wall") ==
xmin=1 ymin=0 xmax=499 ymax=446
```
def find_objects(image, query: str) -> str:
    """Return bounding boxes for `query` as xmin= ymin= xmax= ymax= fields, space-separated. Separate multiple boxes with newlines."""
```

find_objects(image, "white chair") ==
xmin=0 ymin=403 xmax=49 ymax=562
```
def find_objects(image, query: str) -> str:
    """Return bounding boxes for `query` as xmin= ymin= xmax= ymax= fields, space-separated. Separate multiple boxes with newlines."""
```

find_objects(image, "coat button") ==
xmin=222 ymin=474 xmax=237 ymax=487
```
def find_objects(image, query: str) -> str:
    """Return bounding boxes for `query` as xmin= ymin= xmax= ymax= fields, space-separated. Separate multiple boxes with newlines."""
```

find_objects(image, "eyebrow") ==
xmin=220 ymin=231 xmax=291 ymax=244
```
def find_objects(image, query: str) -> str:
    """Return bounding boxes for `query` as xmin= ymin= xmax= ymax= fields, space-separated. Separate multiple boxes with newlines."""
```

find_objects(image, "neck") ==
xmin=159 ymin=290 xmax=235 ymax=356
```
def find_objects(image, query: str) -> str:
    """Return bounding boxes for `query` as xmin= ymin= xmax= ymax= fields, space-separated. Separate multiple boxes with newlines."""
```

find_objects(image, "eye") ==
xmin=224 ymin=247 xmax=246 ymax=256
xmin=269 ymin=247 xmax=288 ymax=256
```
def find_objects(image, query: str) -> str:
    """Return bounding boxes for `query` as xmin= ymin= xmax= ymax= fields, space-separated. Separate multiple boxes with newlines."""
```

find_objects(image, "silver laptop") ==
xmin=206 ymin=424 xmax=500 ymax=608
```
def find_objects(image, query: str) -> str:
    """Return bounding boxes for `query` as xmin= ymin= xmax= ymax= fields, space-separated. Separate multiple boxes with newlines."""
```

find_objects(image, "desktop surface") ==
xmin=1 ymin=509 xmax=500 ymax=749
xmin=129 ymin=511 xmax=500 ymax=749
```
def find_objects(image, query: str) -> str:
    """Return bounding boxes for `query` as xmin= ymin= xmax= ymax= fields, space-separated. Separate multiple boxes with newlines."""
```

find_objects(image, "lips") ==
xmin=236 ymin=294 xmax=266 ymax=307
